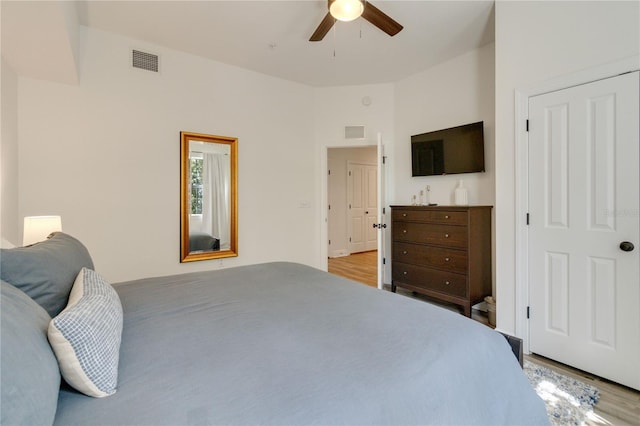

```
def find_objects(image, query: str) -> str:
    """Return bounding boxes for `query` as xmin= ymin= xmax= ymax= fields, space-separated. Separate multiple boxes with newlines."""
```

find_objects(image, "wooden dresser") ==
xmin=390 ymin=205 xmax=492 ymax=316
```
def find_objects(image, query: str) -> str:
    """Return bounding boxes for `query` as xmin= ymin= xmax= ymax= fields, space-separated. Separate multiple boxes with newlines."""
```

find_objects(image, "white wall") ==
xmin=17 ymin=27 xmax=317 ymax=283
xmin=393 ymin=43 xmax=495 ymax=207
xmin=494 ymin=1 xmax=640 ymax=335
xmin=1 ymin=57 xmax=19 ymax=246
xmin=314 ymin=85 xmax=395 ymax=147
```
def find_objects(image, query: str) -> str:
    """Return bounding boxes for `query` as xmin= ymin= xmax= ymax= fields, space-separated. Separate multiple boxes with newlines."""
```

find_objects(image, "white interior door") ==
xmin=348 ymin=162 xmax=377 ymax=254
xmin=528 ymin=71 xmax=640 ymax=390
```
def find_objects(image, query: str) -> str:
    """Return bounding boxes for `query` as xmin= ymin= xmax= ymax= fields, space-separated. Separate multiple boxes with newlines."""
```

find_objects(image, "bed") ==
xmin=1 ymin=232 xmax=549 ymax=425
xmin=189 ymin=231 xmax=220 ymax=252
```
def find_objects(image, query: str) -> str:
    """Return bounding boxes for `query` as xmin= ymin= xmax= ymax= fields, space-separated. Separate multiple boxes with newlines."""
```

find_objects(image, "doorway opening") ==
xmin=326 ymin=146 xmax=378 ymax=287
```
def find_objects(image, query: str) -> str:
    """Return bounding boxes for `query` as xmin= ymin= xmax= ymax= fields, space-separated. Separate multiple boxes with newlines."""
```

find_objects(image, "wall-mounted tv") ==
xmin=411 ymin=121 xmax=485 ymax=176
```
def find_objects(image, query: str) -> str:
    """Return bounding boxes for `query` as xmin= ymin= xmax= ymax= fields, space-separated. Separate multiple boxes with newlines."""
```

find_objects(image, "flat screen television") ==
xmin=411 ymin=121 xmax=485 ymax=176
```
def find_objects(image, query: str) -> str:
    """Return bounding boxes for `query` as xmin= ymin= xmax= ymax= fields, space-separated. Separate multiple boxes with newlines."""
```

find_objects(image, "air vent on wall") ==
xmin=132 ymin=49 xmax=159 ymax=72
xmin=345 ymin=125 xmax=365 ymax=139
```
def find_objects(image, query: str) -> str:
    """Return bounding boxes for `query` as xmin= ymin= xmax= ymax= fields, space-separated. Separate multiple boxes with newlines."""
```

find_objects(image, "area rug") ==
xmin=524 ymin=360 xmax=600 ymax=426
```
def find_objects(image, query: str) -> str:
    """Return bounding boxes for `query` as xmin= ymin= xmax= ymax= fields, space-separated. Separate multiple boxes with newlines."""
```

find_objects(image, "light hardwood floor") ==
xmin=328 ymin=251 xmax=378 ymax=288
xmin=328 ymin=252 xmax=640 ymax=425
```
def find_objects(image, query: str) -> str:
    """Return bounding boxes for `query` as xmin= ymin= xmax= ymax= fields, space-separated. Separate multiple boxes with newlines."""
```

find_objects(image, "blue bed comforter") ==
xmin=54 ymin=262 xmax=548 ymax=425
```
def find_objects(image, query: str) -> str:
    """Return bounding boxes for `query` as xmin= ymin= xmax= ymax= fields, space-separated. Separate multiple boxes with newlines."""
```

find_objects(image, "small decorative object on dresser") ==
xmin=391 ymin=205 xmax=492 ymax=316
xmin=454 ymin=179 xmax=469 ymax=205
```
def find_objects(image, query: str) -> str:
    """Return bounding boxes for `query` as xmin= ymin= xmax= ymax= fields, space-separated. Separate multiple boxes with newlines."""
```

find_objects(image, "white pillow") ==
xmin=48 ymin=268 xmax=123 ymax=397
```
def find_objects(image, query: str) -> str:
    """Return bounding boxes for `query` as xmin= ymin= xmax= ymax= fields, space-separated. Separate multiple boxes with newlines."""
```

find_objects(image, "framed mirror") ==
xmin=180 ymin=131 xmax=238 ymax=262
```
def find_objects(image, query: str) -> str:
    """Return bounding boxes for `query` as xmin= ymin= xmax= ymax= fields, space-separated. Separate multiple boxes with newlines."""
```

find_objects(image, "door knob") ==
xmin=620 ymin=241 xmax=635 ymax=252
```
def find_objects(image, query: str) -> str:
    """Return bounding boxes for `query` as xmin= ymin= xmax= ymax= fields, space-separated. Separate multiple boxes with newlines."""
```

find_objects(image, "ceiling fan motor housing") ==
xmin=309 ymin=0 xmax=403 ymax=42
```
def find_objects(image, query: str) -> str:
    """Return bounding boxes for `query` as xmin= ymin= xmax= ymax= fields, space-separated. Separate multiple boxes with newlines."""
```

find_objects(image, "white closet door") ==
xmin=528 ymin=71 xmax=640 ymax=390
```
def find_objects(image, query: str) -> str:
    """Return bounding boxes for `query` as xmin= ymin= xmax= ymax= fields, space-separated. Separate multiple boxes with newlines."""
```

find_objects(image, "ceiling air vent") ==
xmin=132 ymin=49 xmax=159 ymax=72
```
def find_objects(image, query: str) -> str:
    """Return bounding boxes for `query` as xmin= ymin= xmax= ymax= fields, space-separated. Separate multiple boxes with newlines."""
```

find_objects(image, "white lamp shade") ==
xmin=23 ymin=216 xmax=62 ymax=246
xmin=330 ymin=0 xmax=364 ymax=22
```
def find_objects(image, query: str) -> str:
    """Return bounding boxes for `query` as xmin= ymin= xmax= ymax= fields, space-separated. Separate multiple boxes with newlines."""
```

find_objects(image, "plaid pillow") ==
xmin=48 ymin=268 xmax=123 ymax=397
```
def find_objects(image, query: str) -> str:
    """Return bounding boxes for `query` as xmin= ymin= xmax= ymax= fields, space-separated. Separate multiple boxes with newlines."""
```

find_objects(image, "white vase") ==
xmin=454 ymin=179 xmax=468 ymax=205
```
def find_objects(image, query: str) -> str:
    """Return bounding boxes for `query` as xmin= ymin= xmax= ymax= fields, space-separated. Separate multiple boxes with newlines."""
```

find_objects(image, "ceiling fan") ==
xmin=309 ymin=0 xmax=403 ymax=42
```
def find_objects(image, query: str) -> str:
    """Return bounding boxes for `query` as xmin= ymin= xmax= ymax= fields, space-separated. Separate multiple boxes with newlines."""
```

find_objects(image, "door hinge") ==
xmin=348 ymin=204 xmax=351 ymax=209
xmin=348 ymin=171 xmax=352 ymax=176
xmin=328 ymin=240 xmax=331 ymax=245
xmin=382 ymin=156 xmax=387 ymax=164
xmin=527 ymin=306 xmax=530 ymax=319
xmin=526 ymin=119 xmax=529 ymax=132
xmin=349 ymin=237 xmax=352 ymax=242
xmin=328 ymin=169 xmax=331 ymax=175
xmin=526 ymin=213 xmax=530 ymax=225
xmin=382 ymin=207 xmax=386 ymax=214
xmin=383 ymin=257 xmax=386 ymax=265
xmin=328 ymin=204 xmax=331 ymax=210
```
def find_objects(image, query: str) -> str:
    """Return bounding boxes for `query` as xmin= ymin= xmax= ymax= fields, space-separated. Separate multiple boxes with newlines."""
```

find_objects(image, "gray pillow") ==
xmin=0 ymin=232 xmax=94 ymax=317
xmin=1 ymin=280 xmax=61 ymax=426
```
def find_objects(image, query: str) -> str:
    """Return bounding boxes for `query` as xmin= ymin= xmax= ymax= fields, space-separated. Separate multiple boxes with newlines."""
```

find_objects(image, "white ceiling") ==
xmin=3 ymin=1 xmax=495 ymax=87
xmin=78 ymin=0 xmax=495 ymax=87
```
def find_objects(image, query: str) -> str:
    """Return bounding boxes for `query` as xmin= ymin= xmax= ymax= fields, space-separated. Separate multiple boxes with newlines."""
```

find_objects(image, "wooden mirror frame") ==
xmin=180 ymin=131 xmax=238 ymax=262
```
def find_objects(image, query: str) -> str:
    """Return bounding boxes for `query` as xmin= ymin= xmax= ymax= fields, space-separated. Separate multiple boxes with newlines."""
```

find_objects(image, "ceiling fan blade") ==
xmin=361 ymin=2 xmax=403 ymax=37
xmin=309 ymin=12 xmax=335 ymax=42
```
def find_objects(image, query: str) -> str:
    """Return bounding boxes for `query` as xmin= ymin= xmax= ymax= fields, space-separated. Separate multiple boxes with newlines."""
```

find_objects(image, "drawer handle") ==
xmin=445 ymin=215 xmax=450 ymax=219
xmin=403 ymin=250 xmax=408 ymax=255
xmin=403 ymin=271 xmax=408 ymax=275
xmin=445 ymin=257 xmax=450 ymax=262
xmin=402 ymin=213 xmax=407 ymax=217
xmin=445 ymin=281 xmax=450 ymax=285
xmin=403 ymin=230 xmax=407 ymax=234
xmin=444 ymin=234 xmax=449 ymax=238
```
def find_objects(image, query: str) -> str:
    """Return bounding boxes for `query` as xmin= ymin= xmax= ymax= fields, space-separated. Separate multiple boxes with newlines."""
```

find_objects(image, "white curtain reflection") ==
xmin=202 ymin=153 xmax=230 ymax=249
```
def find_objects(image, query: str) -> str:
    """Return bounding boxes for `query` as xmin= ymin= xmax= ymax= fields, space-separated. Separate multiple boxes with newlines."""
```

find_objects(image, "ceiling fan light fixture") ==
xmin=330 ymin=0 xmax=364 ymax=22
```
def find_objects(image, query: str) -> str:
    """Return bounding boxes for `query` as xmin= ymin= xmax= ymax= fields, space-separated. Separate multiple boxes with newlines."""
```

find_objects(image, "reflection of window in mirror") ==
xmin=189 ymin=154 xmax=203 ymax=215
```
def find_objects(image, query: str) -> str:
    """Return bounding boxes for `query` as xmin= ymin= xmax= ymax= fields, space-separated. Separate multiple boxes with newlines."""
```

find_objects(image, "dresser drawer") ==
xmin=392 ymin=209 xmax=468 ymax=225
xmin=393 ymin=242 xmax=468 ymax=274
xmin=392 ymin=262 xmax=467 ymax=298
xmin=392 ymin=223 xmax=468 ymax=249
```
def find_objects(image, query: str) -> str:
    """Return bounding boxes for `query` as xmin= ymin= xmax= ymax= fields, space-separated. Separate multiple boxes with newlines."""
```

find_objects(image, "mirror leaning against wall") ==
xmin=180 ymin=131 xmax=238 ymax=262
